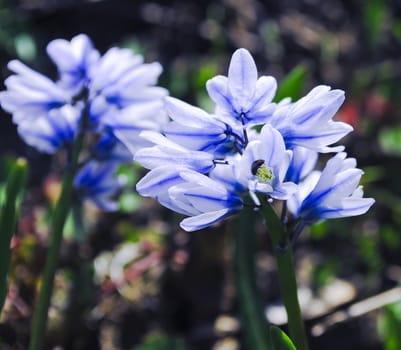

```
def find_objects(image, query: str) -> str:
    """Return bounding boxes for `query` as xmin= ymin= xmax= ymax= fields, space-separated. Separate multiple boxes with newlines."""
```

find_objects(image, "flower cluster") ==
xmin=130 ymin=48 xmax=374 ymax=231
xmin=0 ymin=34 xmax=167 ymax=210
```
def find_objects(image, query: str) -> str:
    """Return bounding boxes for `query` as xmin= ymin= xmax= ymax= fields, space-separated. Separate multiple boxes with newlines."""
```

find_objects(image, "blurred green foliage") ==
xmin=0 ymin=1 xmax=36 ymax=61
xmin=378 ymin=301 xmax=401 ymax=350
xmin=135 ymin=333 xmax=187 ymax=350
xmin=117 ymin=163 xmax=142 ymax=213
xmin=0 ymin=157 xmax=27 ymax=313
xmin=274 ymin=65 xmax=307 ymax=103
xmin=379 ymin=127 xmax=401 ymax=157
xmin=363 ymin=0 xmax=388 ymax=46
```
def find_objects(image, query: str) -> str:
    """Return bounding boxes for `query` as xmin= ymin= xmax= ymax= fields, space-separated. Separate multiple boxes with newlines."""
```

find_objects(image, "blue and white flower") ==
xmin=285 ymin=146 xmax=318 ymax=184
xmin=0 ymin=60 xmax=70 ymax=123
xmin=47 ymin=34 xmax=99 ymax=93
xmin=206 ymin=48 xmax=277 ymax=127
xmin=130 ymin=49 xmax=373 ymax=231
xmin=235 ymin=125 xmax=297 ymax=201
xmin=136 ymin=167 xmax=243 ymax=231
xmin=270 ymin=85 xmax=352 ymax=152
xmin=168 ymin=170 xmax=243 ymax=231
xmin=88 ymin=47 xmax=168 ymax=123
xmin=102 ymin=100 xmax=168 ymax=155
xmin=16 ymin=104 xmax=81 ymax=154
xmin=74 ymin=160 xmax=125 ymax=211
xmin=92 ymin=131 xmax=132 ymax=162
xmin=162 ymin=96 xmax=244 ymax=156
xmin=134 ymin=131 xmax=215 ymax=173
xmin=287 ymin=152 xmax=375 ymax=223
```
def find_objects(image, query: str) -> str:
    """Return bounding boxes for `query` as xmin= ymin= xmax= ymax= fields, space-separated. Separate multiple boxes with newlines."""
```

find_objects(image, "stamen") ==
xmin=251 ymin=159 xmax=274 ymax=183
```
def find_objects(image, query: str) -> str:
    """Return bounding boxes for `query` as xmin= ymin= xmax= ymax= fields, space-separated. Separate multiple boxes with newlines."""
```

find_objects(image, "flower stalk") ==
xmin=261 ymin=202 xmax=309 ymax=350
xmin=29 ymin=96 xmax=89 ymax=350
xmin=234 ymin=208 xmax=273 ymax=350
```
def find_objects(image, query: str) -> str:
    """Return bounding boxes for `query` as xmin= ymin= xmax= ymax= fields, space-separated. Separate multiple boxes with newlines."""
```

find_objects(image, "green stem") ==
xmin=0 ymin=158 xmax=28 ymax=313
xmin=29 ymin=103 xmax=88 ymax=350
xmin=72 ymin=201 xmax=85 ymax=241
xmin=261 ymin=203 xmax=309 ymax=350
xmin=234 ymin=208 xmax=273 ymax=350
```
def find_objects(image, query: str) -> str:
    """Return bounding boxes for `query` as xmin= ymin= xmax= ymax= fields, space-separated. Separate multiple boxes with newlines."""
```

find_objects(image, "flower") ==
xmin=206 ymin=48 xmax=277 ymax=127
xmin=131 ymin=49 xmax=374 ymax=232
xmin=136 ymin=166 xmax=243 ymax=231
xmin=287 ymin=152 xmax=375 ymax=223
xmin=46 ymin=34 xmax=99 ymax=93
xmin=169 ymin=170 xmax=243 ymax=231
xmin=0 ymin=60 xmax=70 ymax=124
xmin=269 ymin=85 xmax=352 ymax=152
xmin=235 ymin=125 xmax=297 ymax=201
xmin=74 ymin=160 xmax=125 ymax=211
xmin=102 ymin=100 xmax=168 ymax=155
xmin=88 ymin=47 xmax=168 ymax=123
xmin=134 ymin=131 xmax=215 ymax=173
xmin=162 ymin=96 xmax=244 ymax=156
xmin=17 ymin=104 xmax=81 ymax=154
xmin=0 ymin=33 xmax=169 ymax=214
xmin=285 ymin=146 xmax=318 ymax=184
xmin=92 ymin=131 xmax=132 ymax=162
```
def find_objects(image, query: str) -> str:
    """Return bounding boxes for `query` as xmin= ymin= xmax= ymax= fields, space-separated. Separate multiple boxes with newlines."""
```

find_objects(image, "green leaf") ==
xmin=0 ymin=158 xmax=28 ymax=313
xmin=274 ymin=65 xmax=307 ymax=103
xmin=378 ymin=127 xmax=401 ymax=157
xmin=270 ymin=326 xmax=297 ymax=350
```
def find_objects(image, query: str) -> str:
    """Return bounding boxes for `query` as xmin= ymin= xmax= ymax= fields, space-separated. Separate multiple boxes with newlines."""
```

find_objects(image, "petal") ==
xmin=259 ymin=125 xmax=287 ymax=168
xmin=135 ymin=166 xmax=184 ymax=197
xmin=317 ymin=197 xmax=375 ymax=219
xmin=251 ymin=76 xmax=277 ymax=112
xmin=134 ymin=145 xmax=214 ymax=172
xmin=227 ymin=49 xmax=257 ymax=110
xmin=179 ymin=208 xmax=233 ymax=232
xmin=269 ymin=181 xmax=298 ymax=200
xmin=165 ymin=96 xmax=225 ymax=129
xmin=163 ymin=121 xmax=227 ymax=152
xmin=206 ymin=75 xmax=233 ymax=112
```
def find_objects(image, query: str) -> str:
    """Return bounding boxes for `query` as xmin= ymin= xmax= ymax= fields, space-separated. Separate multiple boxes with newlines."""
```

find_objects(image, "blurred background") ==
xmin=1 ymin=0 xmax=401 ymax=349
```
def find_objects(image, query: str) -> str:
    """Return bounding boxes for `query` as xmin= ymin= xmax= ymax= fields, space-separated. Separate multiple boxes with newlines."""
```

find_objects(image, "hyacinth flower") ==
xmin=206 ymin=48 xmax=277 ymax=127
xmin=162 ymin=96 xmax=244 ymax=156
xmin=101 ymin=100 xmax=168 ymax=155
xmin=74 ymin=160 xmax=125 ymax=211
xmin=269 ymin=85 xmax=353 ymax=152
xmin=46 ymin=33 xmax=100 ymax=93
xmin=168 ymin=170 xmax=243 ymax=232
xmin=128 ymin=48 xmax=375 ymax=350
xmin=17 ymin=104 xmax=82 ymax=154
xmin=287 ymin=152 xmax=375 ymax=224
xmin=0 ymin=60 xmax=70 ymax=124
xmin=285 ymin=146 xmax=318 ymax=184
xmin=0 ymin=33 xmax=167 ymax=350
xmin=0 ymin=33 xmax=167 ymax=209
xmin=134 ymin=131 xmax=215 ymax=173
xmin=235 ymin=125 xmax=296 ymax=201
xmin=88 ymin=47 xmax=167 ymax=125
xmin=92 ymin=131 xmax=132 ymax=162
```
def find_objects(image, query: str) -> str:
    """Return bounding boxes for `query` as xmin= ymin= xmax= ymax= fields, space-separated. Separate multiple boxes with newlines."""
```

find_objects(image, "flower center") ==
xmin=251 ymin=159 xmax=274 ymax=183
